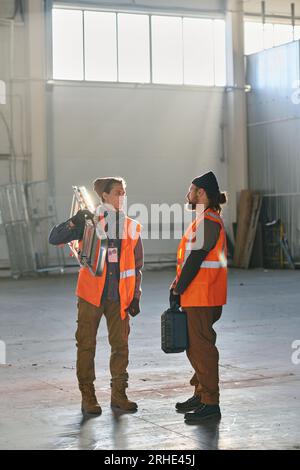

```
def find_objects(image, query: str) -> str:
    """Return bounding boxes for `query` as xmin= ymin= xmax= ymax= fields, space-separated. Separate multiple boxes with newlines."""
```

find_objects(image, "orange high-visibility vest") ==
xmin=76 ymin=216 xmax=141 ymax=319
xmin=176 ymin=208 xmax=227 ymax=307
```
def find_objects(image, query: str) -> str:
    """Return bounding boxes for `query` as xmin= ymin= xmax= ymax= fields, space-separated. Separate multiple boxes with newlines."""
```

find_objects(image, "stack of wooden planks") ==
xmin=233 ymin=190 xmax=262 ymax=269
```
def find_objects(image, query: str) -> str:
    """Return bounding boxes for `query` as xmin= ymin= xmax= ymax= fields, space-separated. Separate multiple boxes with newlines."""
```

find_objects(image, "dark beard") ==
xmin=185 ymin=197 xmax=197 ymax=211
xmin=186 ymin=202 xmax=196 ymax=210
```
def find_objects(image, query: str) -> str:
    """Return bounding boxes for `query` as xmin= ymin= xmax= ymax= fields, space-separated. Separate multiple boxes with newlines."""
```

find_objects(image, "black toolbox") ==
xmin=161 ymin=303 xmax=188 ymax=353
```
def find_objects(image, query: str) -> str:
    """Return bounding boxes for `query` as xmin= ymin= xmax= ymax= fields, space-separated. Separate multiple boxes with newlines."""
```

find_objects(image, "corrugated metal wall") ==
xmin=246 ymin=41 xmax=300 ymax=262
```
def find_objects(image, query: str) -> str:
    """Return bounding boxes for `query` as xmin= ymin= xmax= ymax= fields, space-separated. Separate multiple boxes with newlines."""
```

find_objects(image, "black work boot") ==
xmin=175 ymin=395 xmax=202 ymax=413
xmin=184 ymin=404 xmax=221 ymax=424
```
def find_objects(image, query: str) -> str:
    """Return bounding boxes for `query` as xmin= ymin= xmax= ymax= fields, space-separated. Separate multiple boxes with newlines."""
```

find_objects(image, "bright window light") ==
xmin=244 ymin=22 xmax=264 ymax=55
xmin=263 ymin=23 xmax=274 ymax=49
xmin=273 ymin=24 xmax=293 ymax=46
xmin=213 ymin=19 xmax=226 ymax=86
xmin=52 ymin=8 xmax=227 ymax=87
xmin=183 ymin=18 xmax=214 ymax=86
xmin=245 ymin=21 xmax=297 ymax=55
xmin=294 ymin=25 xmax=300 ymax=40
xmin=151 ymin=16 xmax=183 ymax=85
xmin=118 ymin=13 xmax=150 ymax=83
xmin=84 ymin=11 xmax=117 ymax=82
xmin=52 ymin=9 xmax=83 ymax=80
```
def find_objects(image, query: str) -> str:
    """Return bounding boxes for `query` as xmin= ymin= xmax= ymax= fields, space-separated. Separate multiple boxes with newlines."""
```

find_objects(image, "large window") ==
xmin=84 ymin=11 xmax=117 ymax=82
xmin=118 ymin=13 xmax=150 ymax=83
xmin=52 ymin=9 xmax=84 ymax=80
xmin=244 ymin=21 xmax=300 ymax=55
xmin=183 ymin=18 xmax=214 ymax=86
xmin=152 ymin=16 xmax=183 ymax=85
xmin=52 ymin=8 xmax=226 ymax=87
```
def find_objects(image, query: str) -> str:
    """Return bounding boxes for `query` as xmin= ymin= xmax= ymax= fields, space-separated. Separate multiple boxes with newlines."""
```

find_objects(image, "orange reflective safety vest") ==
xmin=76 ymin=216 xmax=141 ymax=319
xmin=176 ymin=208 xmax=227 ymax=307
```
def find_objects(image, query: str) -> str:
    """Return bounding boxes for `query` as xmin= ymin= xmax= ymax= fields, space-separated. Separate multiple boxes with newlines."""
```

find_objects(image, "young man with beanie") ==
xmin=170 ymin=171 xmax=227 ymax=423
xmin=49 ymin=177 xmax=143 ymax=415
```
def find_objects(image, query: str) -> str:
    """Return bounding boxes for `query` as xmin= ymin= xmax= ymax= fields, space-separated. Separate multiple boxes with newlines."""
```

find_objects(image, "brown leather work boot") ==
xmin=111 ymin=385 xmax=137 ymax=411
xmin=80 ymin=384 xmax=102 ymax=415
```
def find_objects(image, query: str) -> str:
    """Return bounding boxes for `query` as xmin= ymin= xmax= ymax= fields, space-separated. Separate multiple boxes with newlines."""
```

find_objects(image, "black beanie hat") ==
xmin=192 ymin=171 xmax=219 ymax=195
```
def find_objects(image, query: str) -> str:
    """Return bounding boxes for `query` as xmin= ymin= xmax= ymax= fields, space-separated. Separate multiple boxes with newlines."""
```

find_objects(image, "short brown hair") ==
xmin=93 ymin=177 xmax=126 ymax=202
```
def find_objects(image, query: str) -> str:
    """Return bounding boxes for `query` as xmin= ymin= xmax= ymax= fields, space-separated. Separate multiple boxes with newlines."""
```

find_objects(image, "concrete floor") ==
xmin=0 ymin=268 xmax=300 ymax=450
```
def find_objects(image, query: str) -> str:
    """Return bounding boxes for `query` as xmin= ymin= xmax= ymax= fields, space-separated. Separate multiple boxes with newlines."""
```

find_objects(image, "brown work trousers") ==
xmin=75 ymin=297 xmax=130 ymax=388
xmin=185 ymin=306 xmax=222 ymax=405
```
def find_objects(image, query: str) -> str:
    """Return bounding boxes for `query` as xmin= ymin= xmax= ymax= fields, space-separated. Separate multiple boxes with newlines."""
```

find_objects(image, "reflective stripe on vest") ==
xmin=201 ymin=259 xmax=227 ymax=268
xmin=206 ymin=211 xmax=222 ymax=221
xmin=120 ymin=269 xmax=136 ymax=280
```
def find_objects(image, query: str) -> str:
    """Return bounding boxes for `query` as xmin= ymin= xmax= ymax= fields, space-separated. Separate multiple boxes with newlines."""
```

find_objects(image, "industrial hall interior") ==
xmin=0 ymin=0 xmax=300 ymax=452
